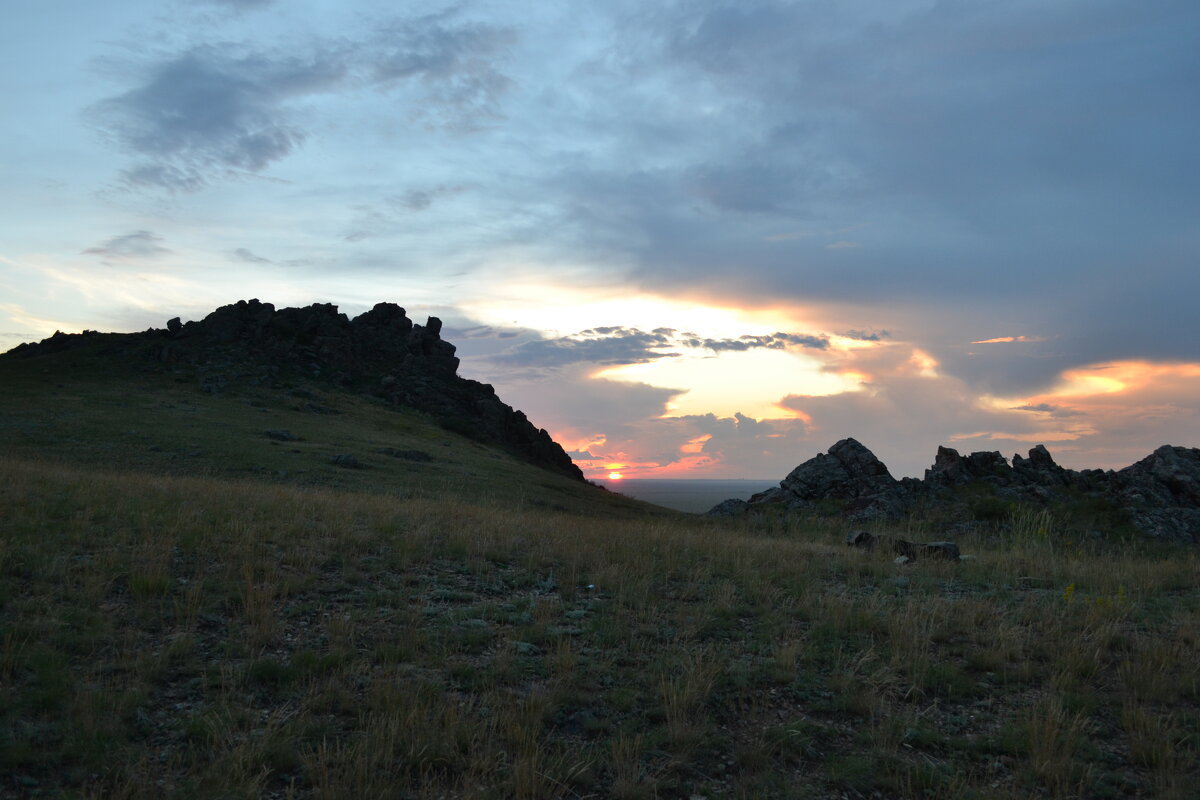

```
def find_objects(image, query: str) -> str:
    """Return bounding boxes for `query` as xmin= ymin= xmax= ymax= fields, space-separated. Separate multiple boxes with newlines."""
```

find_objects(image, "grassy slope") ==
xmin=1 ymin=347 xmax=1199 ymax=799
xmin=0 ymin=342 xmax=655 ymax=518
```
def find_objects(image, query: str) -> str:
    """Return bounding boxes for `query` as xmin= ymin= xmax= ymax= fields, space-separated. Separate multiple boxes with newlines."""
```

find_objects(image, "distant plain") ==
xmin=595 ymin=479 xmax=776 ymax=513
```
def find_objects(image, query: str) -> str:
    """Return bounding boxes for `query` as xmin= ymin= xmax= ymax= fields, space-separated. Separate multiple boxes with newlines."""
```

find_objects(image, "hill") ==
xmin=0 ymin=300 xmax=654 ymax=518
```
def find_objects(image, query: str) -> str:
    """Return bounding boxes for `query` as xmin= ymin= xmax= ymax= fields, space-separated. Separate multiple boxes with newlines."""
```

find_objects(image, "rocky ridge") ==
xmin=711 ymin=437 xmax=1200 ymax=543
xmin=6 ymin=299 xmax=583 ymax=481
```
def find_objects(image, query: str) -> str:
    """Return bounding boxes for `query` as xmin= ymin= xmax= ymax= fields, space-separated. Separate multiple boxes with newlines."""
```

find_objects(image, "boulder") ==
xmin=1109 ymin=445 xmax=1200 ymax=542
xmin=846 ymin=530 xmax=961 ymax=561
xmin=778 ymin=438 xmax=909 ymax=519
xmin=706 ymin=498 xmax=751 ymax=517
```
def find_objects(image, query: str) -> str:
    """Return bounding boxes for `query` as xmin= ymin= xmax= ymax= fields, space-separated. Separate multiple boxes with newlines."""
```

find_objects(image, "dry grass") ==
xmin=1 ymin=456 xmax=1198 ymax=798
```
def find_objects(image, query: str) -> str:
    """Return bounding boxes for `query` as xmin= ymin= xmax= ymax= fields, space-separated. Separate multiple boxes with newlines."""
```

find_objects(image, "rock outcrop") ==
xmin=1109 ymin=446 xmax=1200 ymax=541
xmin=710 ymin=438 xmax=1200 ymax=543
xmin=750 ymin=438 xmax=915 ymax=520
xmin=6 ymin=299 xmax=584 ymax=481
xmin=846 ymin=530 xmax=962 ymax=561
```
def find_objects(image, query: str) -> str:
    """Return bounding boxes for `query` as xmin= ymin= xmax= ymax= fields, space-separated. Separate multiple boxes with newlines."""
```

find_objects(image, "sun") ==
xmin=607 ymin=471 xmax=624 ymax=480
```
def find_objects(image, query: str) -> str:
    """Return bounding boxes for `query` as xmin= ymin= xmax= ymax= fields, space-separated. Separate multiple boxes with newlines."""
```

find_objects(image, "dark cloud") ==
xmin=391 ymin=184 xmax=466 ymax=211
xmin=91 ymin=45 xmax=345 ymax=191
xmin=1012 ymin=403 xmax=1082 ymax=418
xmin=443 ymin=324 xmax=496 ymax=339
xmin=82 ymin=230 xmax=171 ymax=259
xmin=519 ymin=0 xmax=1200 ymax=398
xmin=688 ymin=333 xmax=828 ymax=352
xmin=490 ymin=369 xmax=685 ymax=449
xmin=769 ymin=333 xmax=828 ymax=350
xmin=229 ymin=247 xmax=271 ymax=263
xmin=494 ymin=330 xmax=679 ymax=369
xmin=369 ymin=12 xmax=515 ymax=126
xmin=90 ymin=11 xmax=514 ymax=192
xmin=675 ymin=412 xmax=812 ymax=477
xmin=342 ymin=184 xmax=471 ymax=241
xmin=841 ymin=330 xmax=889 ymax=342
xmin=492 ymin=327 xmax=831 ymax=370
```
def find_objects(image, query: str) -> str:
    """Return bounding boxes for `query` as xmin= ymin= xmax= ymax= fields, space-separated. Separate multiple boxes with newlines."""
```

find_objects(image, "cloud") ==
xmin=391 ymin=184 xmax=467 ymax=211
xmin=229 ymin=247 xmax=271 ymax=264
xmin=1011 ymin=403 xmax=1082 ymax=417
xmin=685 ymin=332 xmax=828 ymax=352
xmin=840 ymin=330 xmax=889 ymax=342
xmin=491 ymin=327 xmax=831 ymax=370
xmin=492 ymin=368 xmax=686 ymax=451
xmin=971 ymin=336 xmax=1046 ymax=344
xmin=82 ymin=231 xmax=171 ymax=259
xmin=368 ymin=12 xmax=516 ymax=125
xmin=89 ymin=11 xmax=514 ymax=192
xmin=342 ymin=185 xmax=470 ymax=241
xmin=196 ymin=0 xmax=273 ymax=8
xmin=90 ymin=45 xmax=345 ymax=191
xmin=494 ymin=329 xmax=679 ymax=369
xmin=502 ymin=0 xmax=1200 ymax=402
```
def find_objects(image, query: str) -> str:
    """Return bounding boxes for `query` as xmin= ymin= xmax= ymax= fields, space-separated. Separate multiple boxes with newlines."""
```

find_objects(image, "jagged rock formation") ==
xmin=748 ymin=438 xmax=920 ymax=520
xmin=5 ymin=299 xmax=583 ymax=481
xmin=711 ymin=437 xmax=1200 ymax=543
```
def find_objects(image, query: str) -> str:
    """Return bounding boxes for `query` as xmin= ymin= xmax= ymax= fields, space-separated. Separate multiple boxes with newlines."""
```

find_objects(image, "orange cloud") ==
xmin=949 ymin=430 xmax=1091 ymax=444
xmin=907 ymin=349 xmax=939 ymax=377
xmin=1030 ymin=361 xmax=1200 ymax=402
xmin=990 ymin=359 xmax=1200 ymax=468
xmin=970 ymin=335 xmax=1046 ymax=344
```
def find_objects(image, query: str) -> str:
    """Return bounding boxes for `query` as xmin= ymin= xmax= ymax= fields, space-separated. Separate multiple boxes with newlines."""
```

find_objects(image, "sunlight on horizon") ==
xmin=458 ymin=277 xmax=811 ymax=338
xmin=596 ymin=348 xmax=865 ymax=420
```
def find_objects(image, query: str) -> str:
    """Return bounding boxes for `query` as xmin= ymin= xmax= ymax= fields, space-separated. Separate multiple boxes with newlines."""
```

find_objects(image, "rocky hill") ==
xmin=4 ymin=299 xmax=583 ymax=481
xmin=711 ymin=438 xmax=1200 ymax=543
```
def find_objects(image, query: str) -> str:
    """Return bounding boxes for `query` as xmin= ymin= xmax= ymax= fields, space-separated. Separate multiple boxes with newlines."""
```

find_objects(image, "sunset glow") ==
xmin=460 ymin=281 xmax=805 ymax=340
xmin=596 ymin=347 xmax=867 ymax=420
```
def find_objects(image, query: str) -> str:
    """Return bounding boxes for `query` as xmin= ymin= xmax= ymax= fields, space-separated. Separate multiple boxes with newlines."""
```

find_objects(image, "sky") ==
xmin=2 ymin=0 xmax=1199 ymax=480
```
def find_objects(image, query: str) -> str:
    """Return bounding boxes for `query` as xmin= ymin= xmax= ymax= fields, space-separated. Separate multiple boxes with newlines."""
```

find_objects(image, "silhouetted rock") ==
xmin=926 ymin=446 xmax=1011 ymax=488
xmin=711 ymin=440 xmax=1200 ymax=542
xmin=5 ymin=299 xmax=584 ymax=482
xmin=1109 ymin=445 xmax=1200 ymax=541
xmin=782 ymin=438 xmax=896 ymax=497
xmin=1011 ymin=444 xmax=1071 ymax=489
xmin=769 ymin=438 xmax=912 ymax=520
